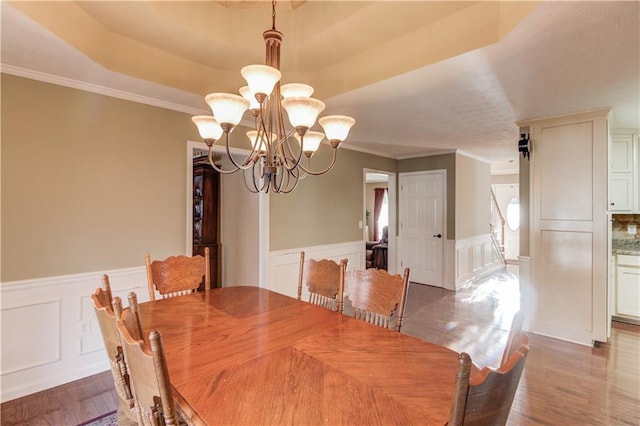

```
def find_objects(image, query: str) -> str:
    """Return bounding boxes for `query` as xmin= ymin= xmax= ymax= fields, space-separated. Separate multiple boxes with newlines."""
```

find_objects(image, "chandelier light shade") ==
xmin=204 ymin=93 xmax=250 ymax=128
xmin=192 ymin=116 xmax=223 ymax=142
xmin=240 ymin=64 xmax=281 ymax=98
xmin=296 ymin=131 xmax=324 ymax=155
xmin=281 ymin=97 xmax=325 ymax=129
xmin=281 ymin=83 xmax=314 ymax=99
xmin=319 ymin=115 xmax=356 ymax=146
xmin=191 ymin=0 xmax=356 ymax=193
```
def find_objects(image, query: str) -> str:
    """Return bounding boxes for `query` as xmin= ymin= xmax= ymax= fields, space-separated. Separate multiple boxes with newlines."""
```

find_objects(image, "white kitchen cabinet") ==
xmin=616 ymin=254 xmax=640 ymax=318
xmin=610 ymin=174 xmax=634 ymax=211
xmin=609 ymin=132 xmax=638 ymax=212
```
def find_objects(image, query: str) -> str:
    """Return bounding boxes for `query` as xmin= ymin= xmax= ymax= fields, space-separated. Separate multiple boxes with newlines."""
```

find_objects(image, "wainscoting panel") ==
xmin=1 ymin=299 xmax=61 ymax=375
xmin=267 ymin=241 xmax=363 ymax=299
xmin=0 ymin=267 xmax=148 ymax=402
xmin=454 ymin=234 xmax=504 ymax=289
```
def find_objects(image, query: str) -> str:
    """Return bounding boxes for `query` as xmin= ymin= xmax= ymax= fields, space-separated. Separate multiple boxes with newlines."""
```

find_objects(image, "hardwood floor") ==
xmin=0 ymin=369 xmax=116 ymax=425
xmin=403 ymin=266 xmax=640 ymax=425
xmin=2 ymin=266 xmax=639 ymax=425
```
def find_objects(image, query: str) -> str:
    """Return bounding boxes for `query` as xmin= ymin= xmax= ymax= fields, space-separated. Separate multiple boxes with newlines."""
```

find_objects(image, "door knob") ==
xmin=433 ymin=233 xmax=442 ymax=239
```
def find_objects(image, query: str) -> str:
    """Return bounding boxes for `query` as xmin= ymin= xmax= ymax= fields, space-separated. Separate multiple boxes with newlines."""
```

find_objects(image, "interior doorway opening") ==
xmin=363 ymin=170 xmax=396 ymax=273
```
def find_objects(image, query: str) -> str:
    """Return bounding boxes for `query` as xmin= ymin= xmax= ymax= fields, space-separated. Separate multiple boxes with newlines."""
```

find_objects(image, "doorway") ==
xmin=492 ymin=184 xmax=520 ymax=263
xmin=186 ymin=141 xmax=267 ymax=287
xmin=363 ymin=170 xmax=396 ymax=272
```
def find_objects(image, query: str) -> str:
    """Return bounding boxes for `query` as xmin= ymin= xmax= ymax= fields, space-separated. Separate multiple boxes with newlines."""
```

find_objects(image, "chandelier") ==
xmin=191 ymin=0 xmax=356 ymax=194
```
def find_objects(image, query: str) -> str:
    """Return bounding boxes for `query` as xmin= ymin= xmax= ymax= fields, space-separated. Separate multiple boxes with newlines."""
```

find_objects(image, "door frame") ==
xmin=398 ymin=169 xmax=447 ymax=287
xmin=185 ymin=140 xmax=269 ymax=287
xmin=363 ymin=169 xmax=397 ymax=273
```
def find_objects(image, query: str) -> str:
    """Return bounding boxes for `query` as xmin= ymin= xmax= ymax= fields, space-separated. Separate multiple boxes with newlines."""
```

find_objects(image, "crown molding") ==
xmin=396 ymin=149 xmax=456 ymax=160
xmin=455 ymin=149 xmax=491 ymax=164
xmin=1 ymin=64 xmax=209 ymax=116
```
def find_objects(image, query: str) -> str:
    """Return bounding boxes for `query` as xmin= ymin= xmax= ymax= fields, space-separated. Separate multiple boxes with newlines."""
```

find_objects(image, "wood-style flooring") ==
xmin=2 ymin=266 xmax=639 ymax=425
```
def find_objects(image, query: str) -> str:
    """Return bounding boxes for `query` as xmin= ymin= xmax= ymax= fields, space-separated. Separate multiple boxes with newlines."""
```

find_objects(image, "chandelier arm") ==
xmin=222 ymin=132 xmax=257 ymax=171
xmin=297 ymin=148 xmax=338 ymax=176
xmin=206 ymin=146 xmax=241 ymax=175
xmin=272 ymin=165 xmax=291 ymax=194
xmin=278 ymin=131 xmax=305 ymax=172
xmin=241 ymin=168 xmax=260 ymax=194
xmin=280 ymin=169 xmax=300 ymax=194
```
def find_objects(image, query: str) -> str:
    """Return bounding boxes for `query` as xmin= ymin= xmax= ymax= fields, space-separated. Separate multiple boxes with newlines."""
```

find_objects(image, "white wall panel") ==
xmin=0 ymin=267 xmax=148 ymax=402
xmin=1 ymin=299 xmax=61 ymax=374
xmin=454 ymin=234 xmax=504 ymax=288
xmin=267 ymin=241 xmax=363 ymax=299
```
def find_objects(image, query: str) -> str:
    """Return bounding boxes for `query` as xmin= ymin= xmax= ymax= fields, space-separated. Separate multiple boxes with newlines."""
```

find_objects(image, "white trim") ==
xmin=455 ymin=149 xmax=492 ymax=164
xmin=1 ymin=64 xmax=208 ymax=115
xmin=342 ymin=143 xmax=398 ymax=159
xmin=396 ymin=149 xmax=456 ymax=160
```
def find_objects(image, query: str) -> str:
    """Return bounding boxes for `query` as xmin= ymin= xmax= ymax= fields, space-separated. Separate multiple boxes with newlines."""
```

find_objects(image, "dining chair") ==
xmin=500 ymin=310 xmax=525 ymax=368
xmin=91 ymin=275 xmax=136 ymax=424
xmin=145 ymin=247 xmax=210 ymax=301
xmin=116 ymin=292 xmax=180 ymax=426
xmin=449 ymin=333 xmax=529 ymax=426
xmin=297 ymin=251 xmax=347 ymax=313
xmin=344 ymin=267 xmax=410 ymax=331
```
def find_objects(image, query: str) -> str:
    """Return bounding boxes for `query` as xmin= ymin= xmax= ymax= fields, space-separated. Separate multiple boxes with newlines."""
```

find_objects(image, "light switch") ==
xmin=358 ymin=220 xmax=363 ymax=229
xmin=628 ymin=224 xmax=637 ymax=234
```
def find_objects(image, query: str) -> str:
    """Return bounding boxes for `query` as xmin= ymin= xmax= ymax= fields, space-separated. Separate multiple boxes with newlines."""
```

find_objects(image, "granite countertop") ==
xmin=613 ymin=239 xmax=640 ymax=255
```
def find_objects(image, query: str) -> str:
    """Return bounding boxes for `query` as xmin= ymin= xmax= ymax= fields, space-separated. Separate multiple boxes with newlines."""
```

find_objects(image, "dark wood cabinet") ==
xmin=193 ymin=162 xmax=220 ymax=288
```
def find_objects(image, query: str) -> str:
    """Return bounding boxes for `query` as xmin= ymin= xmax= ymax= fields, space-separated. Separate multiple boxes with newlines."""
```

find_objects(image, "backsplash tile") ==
xmin=612 ymin=214 xmax=640 ymax=251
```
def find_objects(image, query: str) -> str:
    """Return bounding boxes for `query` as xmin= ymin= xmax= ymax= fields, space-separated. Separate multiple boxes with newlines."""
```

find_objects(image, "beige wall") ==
xmin=2 ymin=74 xmax=497 ymax=280
xmin=269 ymin=149 xmax=396 ymax=251
xmin=398 ymin=153 xmax=456 ymax=239
xmin=491 ymin=173 xmax=519 ymax=185
xmin=1 ymin=74 xmax=200 ymax=281
xmin=455 ymin=154 xmax=491 ymax=240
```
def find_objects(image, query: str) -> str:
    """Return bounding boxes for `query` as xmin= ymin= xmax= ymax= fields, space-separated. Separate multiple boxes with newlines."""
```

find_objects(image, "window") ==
xmin=506 ymin=197 xmax=520 ymax=231
xmin=378 ymin=190 xmax=389 ymax=239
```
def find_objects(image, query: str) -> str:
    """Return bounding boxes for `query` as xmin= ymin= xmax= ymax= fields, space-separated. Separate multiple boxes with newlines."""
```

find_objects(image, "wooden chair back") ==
xmin=500 ymin=310 xmax=524 ymax=368
xmin=449 ymin=334 xmax=529 ymax=426
xmin=297 ymin=251 xmax=347 ymax=313
xmin=91 ymin=275 xmax=135 ymax=419
xmin=146 ymin=247 xmax=210 ymax=301
xmin=344 ymin=267 xmax=410 ymax=331
xmin=117 ymin=293 xmax=179 ymax=426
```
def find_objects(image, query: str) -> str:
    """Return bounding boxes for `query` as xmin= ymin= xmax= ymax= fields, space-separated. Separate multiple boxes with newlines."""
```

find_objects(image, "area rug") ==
xmin=77 ymin=410 xmax=117 ymax=426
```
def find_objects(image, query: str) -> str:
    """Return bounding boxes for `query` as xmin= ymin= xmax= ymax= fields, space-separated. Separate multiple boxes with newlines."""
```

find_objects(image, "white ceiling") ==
xmin=2 ymin=1 xmax=639 ymax=173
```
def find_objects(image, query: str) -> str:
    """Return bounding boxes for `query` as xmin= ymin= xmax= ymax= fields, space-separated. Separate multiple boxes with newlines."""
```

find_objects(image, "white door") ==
xmin=399 ymin=171 xmax=445 ymax=287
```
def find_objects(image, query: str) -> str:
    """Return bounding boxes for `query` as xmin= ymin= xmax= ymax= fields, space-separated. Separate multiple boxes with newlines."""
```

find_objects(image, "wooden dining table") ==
xmin=136 ymin=286 xmax=460 ymax=425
